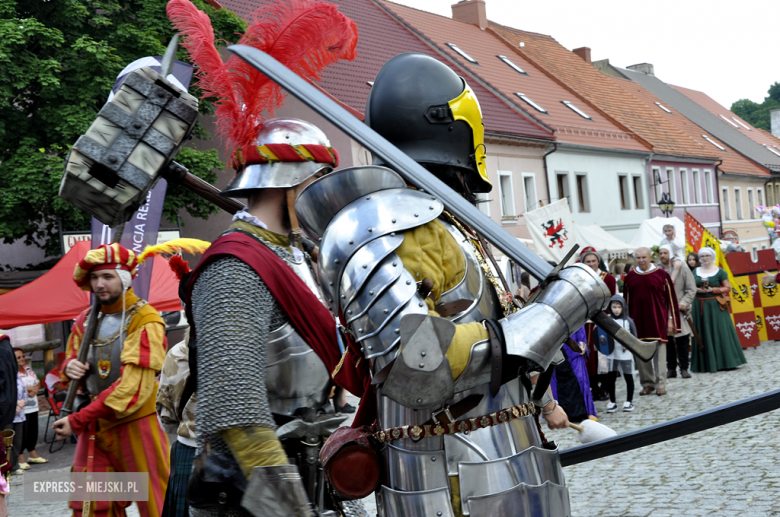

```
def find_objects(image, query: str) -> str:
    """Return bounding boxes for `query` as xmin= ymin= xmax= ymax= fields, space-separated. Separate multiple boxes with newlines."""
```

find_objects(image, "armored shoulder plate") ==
xmin=296 ymin=166 xmax=445 ymax=372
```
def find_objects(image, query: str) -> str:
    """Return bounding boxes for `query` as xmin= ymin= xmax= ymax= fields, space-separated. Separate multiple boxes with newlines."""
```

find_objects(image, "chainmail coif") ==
xmin=191 ymin=255 xmax=285 ymax=452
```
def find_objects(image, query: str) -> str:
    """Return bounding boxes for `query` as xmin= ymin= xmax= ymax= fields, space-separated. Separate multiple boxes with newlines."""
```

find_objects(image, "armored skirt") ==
xmin=690 ymin=268 xmax=747 ymax=373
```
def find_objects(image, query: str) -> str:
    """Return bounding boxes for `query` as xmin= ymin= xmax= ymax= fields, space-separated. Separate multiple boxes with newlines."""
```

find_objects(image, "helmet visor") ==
xmin=448 ymin=81 xmax=490 ymax=189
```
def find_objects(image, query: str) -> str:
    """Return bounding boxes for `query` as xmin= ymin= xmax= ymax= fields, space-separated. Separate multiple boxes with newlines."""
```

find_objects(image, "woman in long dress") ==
xmin=690 ymin=247 xmax=747 ymax=373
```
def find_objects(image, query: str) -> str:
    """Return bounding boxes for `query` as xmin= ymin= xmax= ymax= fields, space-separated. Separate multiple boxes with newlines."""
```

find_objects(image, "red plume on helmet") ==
xmin=166 ymin=0 xmax=358 ymax=154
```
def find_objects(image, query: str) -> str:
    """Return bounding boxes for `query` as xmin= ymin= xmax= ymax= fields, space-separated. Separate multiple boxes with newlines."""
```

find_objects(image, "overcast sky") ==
xmin=390 ymin=0 xmax=778 ymax=109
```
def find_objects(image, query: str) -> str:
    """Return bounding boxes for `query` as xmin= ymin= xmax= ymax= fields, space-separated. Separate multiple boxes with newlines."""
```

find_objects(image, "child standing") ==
xmin=604 ymin=295 xmax=637 ymax=412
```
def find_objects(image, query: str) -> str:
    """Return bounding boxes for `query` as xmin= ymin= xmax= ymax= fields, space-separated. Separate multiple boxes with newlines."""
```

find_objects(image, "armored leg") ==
xmin=240 ymin=465 xmax=314 ymax=517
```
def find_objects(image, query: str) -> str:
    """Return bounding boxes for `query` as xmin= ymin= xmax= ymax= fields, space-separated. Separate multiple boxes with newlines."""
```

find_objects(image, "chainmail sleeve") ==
xmin=191 ymin=256 xmax=278 ymax=439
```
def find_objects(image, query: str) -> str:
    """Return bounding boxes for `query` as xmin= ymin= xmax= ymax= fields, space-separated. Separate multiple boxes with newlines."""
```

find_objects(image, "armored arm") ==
xmin=191 ymin=256 xmax=288 ymax=477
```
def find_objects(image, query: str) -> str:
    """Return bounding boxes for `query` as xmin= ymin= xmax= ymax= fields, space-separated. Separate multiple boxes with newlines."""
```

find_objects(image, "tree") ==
xmin=731 ymin=82 xmax=780 ymax=132
xmin=0 ymin=0 xmax=246 ymax=258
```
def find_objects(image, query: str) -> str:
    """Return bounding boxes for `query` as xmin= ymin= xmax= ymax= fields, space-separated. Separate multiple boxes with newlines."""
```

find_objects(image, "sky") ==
xmin=389 ymin=0 xmax=778 ymax=109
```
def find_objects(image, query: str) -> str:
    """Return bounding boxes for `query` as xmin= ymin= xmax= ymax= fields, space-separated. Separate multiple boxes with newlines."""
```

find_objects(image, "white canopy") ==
xmin=630 ymin=216 xmax=685 ymax=249
xmin=573 ymin=224 xmax=636 ymax=259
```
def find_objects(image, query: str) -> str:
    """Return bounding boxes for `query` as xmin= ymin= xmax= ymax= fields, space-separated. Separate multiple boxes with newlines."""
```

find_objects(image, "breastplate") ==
xmin=437 ymin=223 xmax=502 ymax=323
xmin=85 ymin=311 xmax=126 ymax=395
xmin=265 ymin=322 xmax=331 ymax=416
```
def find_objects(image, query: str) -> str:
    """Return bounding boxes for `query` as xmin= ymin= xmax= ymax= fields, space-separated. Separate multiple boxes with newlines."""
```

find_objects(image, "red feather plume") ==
xmin=167 ymin=0 xmax=358 ymax=154
xmin=168 ymin=254 xmax=191 ymax=280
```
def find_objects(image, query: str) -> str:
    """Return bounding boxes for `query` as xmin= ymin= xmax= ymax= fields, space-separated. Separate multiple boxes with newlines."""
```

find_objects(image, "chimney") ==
xmin=627 ymin=63 xmax=654 ymax=76
xmin=451 ymin=0 xmax=487 ymax=30
xmin=771 ymin=109 xmax=780 ymax=139
xmin=572 ymin=47 xmax=591 ymax=63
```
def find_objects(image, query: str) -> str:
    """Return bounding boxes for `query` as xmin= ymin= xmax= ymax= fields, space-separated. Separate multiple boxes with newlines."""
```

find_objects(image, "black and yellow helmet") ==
xmin=366 ymin=53 xmax=491 ymax=193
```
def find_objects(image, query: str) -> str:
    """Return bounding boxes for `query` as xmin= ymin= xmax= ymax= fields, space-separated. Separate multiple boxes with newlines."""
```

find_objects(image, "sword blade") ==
xmin=560 ymin=388 xmax=780 ymax=466
xmin=227 ymin=44 xmax=553 ymax=281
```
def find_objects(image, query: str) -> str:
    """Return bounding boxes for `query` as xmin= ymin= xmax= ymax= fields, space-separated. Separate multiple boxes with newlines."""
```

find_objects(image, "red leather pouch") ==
xmin=320 ymin=426 xmax=380 ymax=499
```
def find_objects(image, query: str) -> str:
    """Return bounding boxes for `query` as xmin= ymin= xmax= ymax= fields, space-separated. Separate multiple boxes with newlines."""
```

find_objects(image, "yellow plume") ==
xmin=137 ymin=238 xmax=211 ymax=264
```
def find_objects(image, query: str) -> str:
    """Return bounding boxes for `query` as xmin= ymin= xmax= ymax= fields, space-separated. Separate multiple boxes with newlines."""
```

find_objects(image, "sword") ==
xmin=685 ymin=311 xmax=704 ymax=350
xmin=226 ymin=45 xmax=657 ymax=363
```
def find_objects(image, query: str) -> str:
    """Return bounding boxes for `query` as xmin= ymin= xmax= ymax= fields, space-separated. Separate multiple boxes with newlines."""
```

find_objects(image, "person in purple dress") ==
xmin=550 ymin=327 xmax=597 ymax=422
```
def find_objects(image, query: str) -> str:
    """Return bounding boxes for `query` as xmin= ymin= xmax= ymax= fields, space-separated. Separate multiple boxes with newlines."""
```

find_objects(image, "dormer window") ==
xmin=719 ymin=114 xmax=739 ymax=128
xmin=562 ymin=101 xmax=591 ymax=120
xmin=732 ymin=117 xmax=752 ymax=131
xmin=702 ymin=135 xmax=726 ymax=151
xmin=515 ymin=93 xmax=547 ymax=114
xmin=497 ymin=55 xmax=527 ymax=75
xmin=655 ymin=102 xmax=672 ymax=113
xmin=445 ymin=43 xmax=477 ymax=64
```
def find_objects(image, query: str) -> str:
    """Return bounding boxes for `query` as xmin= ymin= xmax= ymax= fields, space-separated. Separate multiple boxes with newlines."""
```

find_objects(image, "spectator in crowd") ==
xmin=603 ymin=295 xmax=637 ymax=412
xmin=516 ymin=271 xmax=532 ymax=302
xmin=581 ymin=249 xmax=618 ymax=295
xmin=4 ymin=358 xmax=27 ymax=475
xmin=550 ymin=327 xmax=597 ymax=422
xmin=686 ymin=252 xmax=701 ymax=272
xmin=659 ymin=245 xmax=697 ymax=379
xmin=44 ymin=352 xmax=69 ymax=404
xmin=660 ymin=223 xmax=685 ymax=282
xmin=15 ymin=349 xmax=47 ymax=468
xmin=623 ymin=247 xmax=680 ymax=396
xmin=0 ymin=335 xmax=16 ymax=431
xmin=690 ymin=247 xmax=748 ymax=373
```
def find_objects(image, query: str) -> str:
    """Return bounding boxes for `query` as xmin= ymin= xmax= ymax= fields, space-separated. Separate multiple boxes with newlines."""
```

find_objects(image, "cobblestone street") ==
xmin=6 ymin=343 xmax=780 ymax=516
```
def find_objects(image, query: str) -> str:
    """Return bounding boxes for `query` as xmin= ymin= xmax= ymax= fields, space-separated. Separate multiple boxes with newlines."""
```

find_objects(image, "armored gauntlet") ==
xmin=498 ymin=263 xmax=611 ymax=370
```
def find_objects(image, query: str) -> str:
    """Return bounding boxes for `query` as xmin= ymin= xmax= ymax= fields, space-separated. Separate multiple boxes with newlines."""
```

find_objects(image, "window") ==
xmin=576 ymin=174 xmax=589 ymax=212
xmin=704 ymin=170 xmax=713 ymax=203
xmin=632 ymin=175 xmax=644 ymax=209
xmin=562 ymin=101 xmax=591 ymax=120
xmin=732 ymin=117 xmax=752 ymax=130
xmin=651 ymin=167 xmax=662 ymax=204
xmin=693 ymin=169 xmax=702 ymax=204
xmin=476 ymin=192 xmax=490 ymax=216
xmin=497 ymin=55 xmax=527 ymax=75
xmin=666 ymin=168 xmax=676 ymax=202
xmin=655 ymin=102 xmax=672 ymax=113
xmin=522 ymin=174 xmax=536 ymax=212
xmin=498 ymin=172 xmax=515 ymax=217
xmin=767 ymin=185 xmax=775 ymax=206
xmin=748 ymin=188 xmax=755 ymax=217
xmin=735 ymin=187 xmax=743 ymax=220
xmin=763 ymin=144 xmax=780 ymax=158
xmin=752 ymin=245 xmax=759 ymax=261
xmin=720 ymin=114 xmax=740 ymax=128
xmin=618 ymin=175 xmax=630 ymax=210
xmin=445 ymin=43 xmax=477 ymax=64
xmin=758 ymin=188 xmax=764 ymax=208
xmin=515 ymin=93 xmax=547 ymax=114
xmin=702 ymin=134 xmax=726 ymax=151
xmin=556 ymin=173 xmax=569 ymax=202
xmin=680 ymin=169 xmax=689 ymax=204
xmin=722 ymin=187 xmax=731 ymax=220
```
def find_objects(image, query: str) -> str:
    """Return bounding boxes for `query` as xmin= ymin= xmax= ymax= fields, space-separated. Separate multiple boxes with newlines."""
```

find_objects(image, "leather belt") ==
xmin=374 ymin=401 xmax=537 ymax=443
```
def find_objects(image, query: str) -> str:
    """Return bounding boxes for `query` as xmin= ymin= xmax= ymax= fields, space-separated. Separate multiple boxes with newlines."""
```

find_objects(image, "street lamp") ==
xmin=659 ymin=192 xmax=675 ymax=217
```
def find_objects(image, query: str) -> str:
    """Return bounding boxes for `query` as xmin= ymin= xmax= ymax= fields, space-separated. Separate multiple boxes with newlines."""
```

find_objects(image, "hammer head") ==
xmin=59 ymin=67 xmax=198 ymax=226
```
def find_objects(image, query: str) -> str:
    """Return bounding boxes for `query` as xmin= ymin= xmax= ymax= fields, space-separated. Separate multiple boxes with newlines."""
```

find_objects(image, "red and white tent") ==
xmin=0 ymin=241 xmax=182 ymax=328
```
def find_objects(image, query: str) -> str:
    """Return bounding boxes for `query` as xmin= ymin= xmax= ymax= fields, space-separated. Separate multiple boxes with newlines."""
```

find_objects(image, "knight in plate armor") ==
xmin=184 ymin=118 xmax=361 ymax=517
xmin=296 ymin=53 xmax=612 ymax=517
xmin=53 ymin=242 xmax=171 ymax=517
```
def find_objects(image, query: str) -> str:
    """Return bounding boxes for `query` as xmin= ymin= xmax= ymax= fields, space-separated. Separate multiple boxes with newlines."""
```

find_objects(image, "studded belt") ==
xmin=374 ymin=402 xmax=537 ymax=443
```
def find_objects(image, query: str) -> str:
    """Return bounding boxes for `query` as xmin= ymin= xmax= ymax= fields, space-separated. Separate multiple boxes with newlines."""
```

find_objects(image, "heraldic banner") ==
xmin=685 ymin=212 xmax=779 ymax=347
xmin=524 ymin=198 xmax=575 ymax=263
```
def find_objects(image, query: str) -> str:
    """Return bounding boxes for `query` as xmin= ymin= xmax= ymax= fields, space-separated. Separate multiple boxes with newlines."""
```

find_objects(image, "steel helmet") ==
xmin=221 ymin=118 xmax=339 ymax=198
xmin=365 ymin=53 xmax=491 ymax=193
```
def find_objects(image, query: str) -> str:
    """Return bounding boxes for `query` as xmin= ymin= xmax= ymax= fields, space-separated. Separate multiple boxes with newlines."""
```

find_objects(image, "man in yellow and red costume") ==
xmin=53 ymin=242 xmax=169 ymax=517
